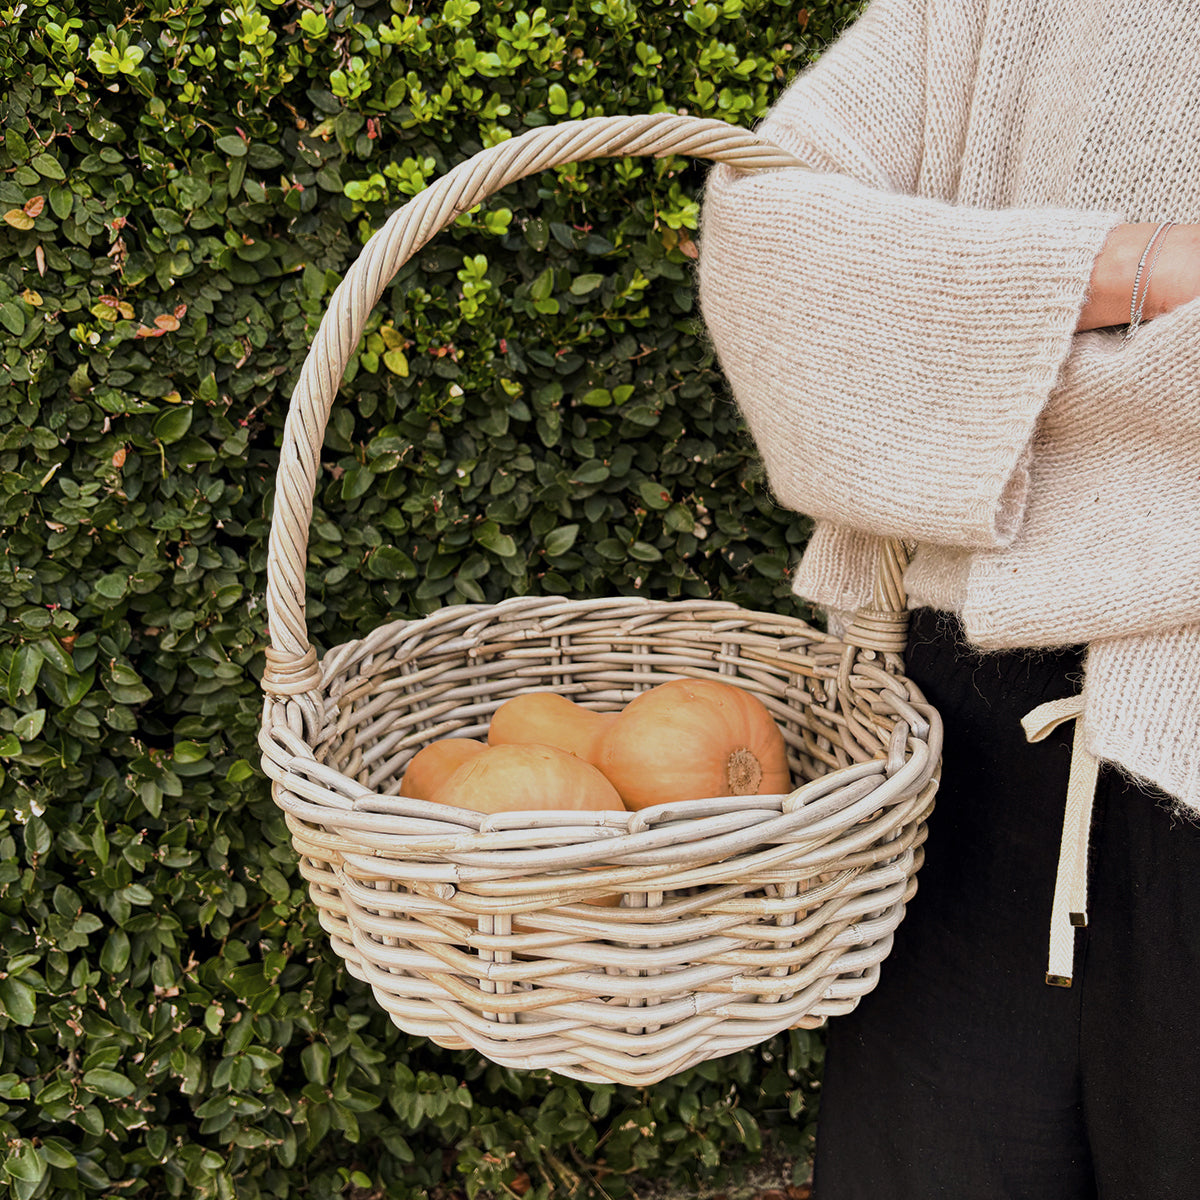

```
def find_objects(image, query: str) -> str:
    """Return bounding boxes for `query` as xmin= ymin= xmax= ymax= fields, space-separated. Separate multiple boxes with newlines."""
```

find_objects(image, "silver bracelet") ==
xmin=1125 ymin=220 xmax=1175 ymax=343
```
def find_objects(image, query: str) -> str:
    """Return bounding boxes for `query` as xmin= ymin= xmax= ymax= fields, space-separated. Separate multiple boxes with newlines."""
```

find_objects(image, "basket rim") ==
xmin=313 ymin=591 xmax=836 ymax=672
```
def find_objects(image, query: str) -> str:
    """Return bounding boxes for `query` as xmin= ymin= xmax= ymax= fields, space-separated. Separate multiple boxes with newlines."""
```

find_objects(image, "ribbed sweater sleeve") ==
xmin=1085 ymin=629 xmax=1200 ymax=814
xmin=697 ymin=0 xmax=1123 ymax=551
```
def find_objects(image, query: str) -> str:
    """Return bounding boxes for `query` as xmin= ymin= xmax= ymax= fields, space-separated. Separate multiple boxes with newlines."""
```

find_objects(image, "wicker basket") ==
xmin=259 ymin=115 xmax=942 ymax=1086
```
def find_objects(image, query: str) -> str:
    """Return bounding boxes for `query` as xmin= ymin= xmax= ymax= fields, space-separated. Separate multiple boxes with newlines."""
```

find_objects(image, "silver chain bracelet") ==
xmin=1124 ymin=220 xmax=1175 ymax=344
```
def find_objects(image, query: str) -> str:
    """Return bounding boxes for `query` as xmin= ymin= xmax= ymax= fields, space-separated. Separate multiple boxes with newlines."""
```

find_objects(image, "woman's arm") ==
xmin=699 ymin=0 xmax=1126 ymax=554
xmin=1079 ymin=223 xmax=1200 ymax=331
xmin=700 ymin=172 xmax=1120 ymax=554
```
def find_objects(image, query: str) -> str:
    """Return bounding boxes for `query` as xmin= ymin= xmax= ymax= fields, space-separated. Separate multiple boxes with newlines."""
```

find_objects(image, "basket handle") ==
xmin=262 ymin=113 xmax=911 ymax=711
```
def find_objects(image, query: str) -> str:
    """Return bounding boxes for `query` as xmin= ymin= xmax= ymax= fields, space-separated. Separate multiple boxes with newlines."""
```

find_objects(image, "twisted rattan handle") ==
xmin=842 ymin=536 xmax=913 ymax=657
xmin=262 ymin=113 xmax=911 ymax=703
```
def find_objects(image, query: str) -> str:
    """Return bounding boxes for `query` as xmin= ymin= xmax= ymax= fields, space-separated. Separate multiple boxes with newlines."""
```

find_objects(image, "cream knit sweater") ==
xmin=698 ymin=0 xmax=1200 ymax=811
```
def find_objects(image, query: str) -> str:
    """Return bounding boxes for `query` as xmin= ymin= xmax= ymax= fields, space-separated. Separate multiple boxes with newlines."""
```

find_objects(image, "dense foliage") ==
xmin=0 ymin=0 xmax=862 ymax=1196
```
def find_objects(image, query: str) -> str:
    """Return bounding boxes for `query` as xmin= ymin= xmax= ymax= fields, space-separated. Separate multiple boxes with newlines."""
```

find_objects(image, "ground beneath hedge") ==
xmin=627 ymin=1154 xmax=811 ymax=1200
xmin=634 ymin=1182 xmax=810 ymax=1200
xmin=421 ymin=1145 xmax=813 ymax=1200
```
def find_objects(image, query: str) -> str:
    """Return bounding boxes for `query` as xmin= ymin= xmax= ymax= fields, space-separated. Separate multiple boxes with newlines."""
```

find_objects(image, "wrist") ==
xmin=1080 ymin=222 xmax=1161 ymax=331
xmin=1079 ymin=221 xmax=1200 ymax=333
xmin=1141 ymin=222 xmax=1200 ymax=321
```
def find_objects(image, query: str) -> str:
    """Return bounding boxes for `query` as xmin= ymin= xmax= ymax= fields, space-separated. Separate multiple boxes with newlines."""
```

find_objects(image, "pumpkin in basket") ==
xmin=430 ymin=742 xmax=625 ymax=908
xmin=398 ymin=738 xmax=487 ymax=801
xmin=431 ymin=742 xmax=624 ymax=814
xmin=596 ymin=678 xmax=790 ymax=810
xmin=487 ymin=691 xmax=616 ymax=764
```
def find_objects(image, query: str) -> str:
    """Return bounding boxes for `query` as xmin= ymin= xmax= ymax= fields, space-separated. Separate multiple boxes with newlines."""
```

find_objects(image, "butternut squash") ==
xmin=595 ymin=678 xmax=790 ymax=810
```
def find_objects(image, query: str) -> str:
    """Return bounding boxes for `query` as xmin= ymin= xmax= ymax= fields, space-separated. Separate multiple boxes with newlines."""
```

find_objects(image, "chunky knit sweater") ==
xmin=698 ymin=0 xmax=1200 ymax=811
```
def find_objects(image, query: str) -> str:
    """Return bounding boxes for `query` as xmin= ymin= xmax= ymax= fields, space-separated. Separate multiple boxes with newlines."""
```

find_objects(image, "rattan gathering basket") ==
xmin=259 ymin=114 xmax=942 ymax=1087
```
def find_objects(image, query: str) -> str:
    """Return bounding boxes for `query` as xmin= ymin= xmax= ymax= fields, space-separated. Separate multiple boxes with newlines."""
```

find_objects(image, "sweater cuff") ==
xmin=1084 ymin=628 xmax=1200 ymax=814
xmin=699 ymin=165 xmax=1123 ymax=550
xmin=791 ymin=522 xmax=879 ymax=613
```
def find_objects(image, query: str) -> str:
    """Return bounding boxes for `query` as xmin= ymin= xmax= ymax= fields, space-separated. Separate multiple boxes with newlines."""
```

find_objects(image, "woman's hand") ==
xmin=1078 ymin=222 xmax=1200 ymax=331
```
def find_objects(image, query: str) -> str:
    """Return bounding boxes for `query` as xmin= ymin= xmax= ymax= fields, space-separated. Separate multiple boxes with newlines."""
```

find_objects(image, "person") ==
xmin=696 ymin=1 xmax=1200 ymax=1196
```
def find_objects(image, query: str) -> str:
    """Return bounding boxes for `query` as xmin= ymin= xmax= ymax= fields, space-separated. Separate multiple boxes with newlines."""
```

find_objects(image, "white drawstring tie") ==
xmin=1020 ymin=697 xmax=1099 ymax=988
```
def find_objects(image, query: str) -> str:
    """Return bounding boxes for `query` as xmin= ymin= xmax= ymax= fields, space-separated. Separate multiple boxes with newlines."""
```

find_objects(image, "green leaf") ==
xmin=49 ymin=184 xmax=73 ymax=219
xmin=139 ymin=780 xmax=162 ymax=817
xmin=454 ymin=575 xmax=485 ymax=602
xmin=226 ymin=759 xmax=255 ymax=783
xmin=302 ymin=1042 xmax=331 ymax=1086
xmin=341 ymin=466 xmax=374 ymax=500
xmin=572 ymin=460 xmax=609 ymax=484
xmin=544 ymin=524 xmax=579 ymax=556
xmin=38 ymin=1141 xmax=76 ymax=1170
xmin=24 ymin=816 xmax=50 ymax=855
xmin=9 ymin=643 xmax=44 ymax=700
xmin=100 ymin=930 xmax=130 ymax=974
xmin=0 ymin=302 xmax=25 ymax=336
xmin=547 ymin=82 xmax=569 ymax=114
xmin=13 ymin=710 xmax=44 ymax=740
xmin=93 ymin=573 xmax=128 ymax=600
xmin=31 ymin=153 xmax=66 ymax=180
xmin=665 ymin=503 xmax=694 ymax=533
xmin=82 ymin=1068 xmax=136 ymax=1098
xmin=569 ymin=273 xmax=604 ymax=295
xmin=5 ymin=129 xmax=28 ymax=161
xmin=637 ymin=480 xmax=671 ymax=510
xmin=383 ymin=347 xmax=409 ymax=376
xmin=174 ymin=740 xmax=206 ymax=763
xmin=216 ymin=134 xmax=248 ymax=157
xmin=35 ymin=637 xmax=75 ymax=675
xmin=0 ymin=1075 xmax=29 ymax=1101
xmin=0 ymin=977 xmax=37 ymax=1026
xmin=475 ymin=521 xmax=517 ymax=558
xmin=530 ymin=266 xmax=555 ymax=302
xmin=365 ymin=546 xmax=417 ymax=580
xmin=152 ymin=405 xmax=193 ymax=444
xmin=198 ymin=372 xmax=219 ymax=402
xmin=2 ymin=1143 xmax=44 ymax=1185
xmin=248 ymin=143 xmax=285 ymax=170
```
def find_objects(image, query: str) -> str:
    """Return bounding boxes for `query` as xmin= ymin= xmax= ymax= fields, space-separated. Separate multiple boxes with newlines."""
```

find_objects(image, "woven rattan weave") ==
xmin=259 ymin=115 xmax=941 ymax=1086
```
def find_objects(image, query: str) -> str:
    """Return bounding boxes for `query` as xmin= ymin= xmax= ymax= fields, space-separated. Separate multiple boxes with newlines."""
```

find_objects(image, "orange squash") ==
xmin=432 ymin=743 xmax=624 ymax=815
xmin=431 ymin=743 xmax=625 ymax=907
xmin=595 ymin=678 xmax=790 ymax=811
xmin=399 ymin=738 xmax=487 ymax=801
xmin=487 ymin=692 xmax=616 ymax=764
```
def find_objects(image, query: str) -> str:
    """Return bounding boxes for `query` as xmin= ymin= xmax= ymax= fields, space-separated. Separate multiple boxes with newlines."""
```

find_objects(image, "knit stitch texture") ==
xmin=698 ymin=0 xmax=1200 ymax=809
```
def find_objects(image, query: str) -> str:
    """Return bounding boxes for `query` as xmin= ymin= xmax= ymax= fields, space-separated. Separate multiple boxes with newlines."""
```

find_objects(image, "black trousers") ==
xmin=813 ymin=609 xmax=1200 ymax=1199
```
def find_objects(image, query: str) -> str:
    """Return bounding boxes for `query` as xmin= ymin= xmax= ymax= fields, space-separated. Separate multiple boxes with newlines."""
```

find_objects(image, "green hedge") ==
xmin=0 ymin=0 xmax=861 ymax=1196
